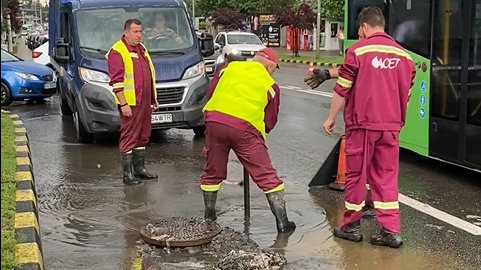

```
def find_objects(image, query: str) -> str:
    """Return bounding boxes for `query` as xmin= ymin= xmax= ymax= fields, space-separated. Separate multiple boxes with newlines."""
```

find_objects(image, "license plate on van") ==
xmin=151 ymin=114 xmax=173 ymax=124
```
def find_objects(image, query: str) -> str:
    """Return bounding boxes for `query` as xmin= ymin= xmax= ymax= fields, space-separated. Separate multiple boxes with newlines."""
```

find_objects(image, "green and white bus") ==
xmin=344 ymin=0 xmax=481 ymax=172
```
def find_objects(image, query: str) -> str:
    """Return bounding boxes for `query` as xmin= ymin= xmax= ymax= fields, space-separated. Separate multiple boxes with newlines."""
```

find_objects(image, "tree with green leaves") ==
xmin=275 ymin=1 xmax=316 ymax=56
xmin=197 ymin=0 xmax=297 ymax=17
xmin=211 ymin=8 xmax=245 ymax=30
xmin=2 ymin=0 xmax=21 ymax=33
xmin=307 ymin=0 xmax=344 ymax=20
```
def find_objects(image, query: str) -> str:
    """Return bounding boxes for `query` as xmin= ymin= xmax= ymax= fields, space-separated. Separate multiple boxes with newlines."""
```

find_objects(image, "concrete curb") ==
xmin=279 ymin=58 xmax=342 ymax=67
xmin=2 ymin=110 xmax=44 ymax=270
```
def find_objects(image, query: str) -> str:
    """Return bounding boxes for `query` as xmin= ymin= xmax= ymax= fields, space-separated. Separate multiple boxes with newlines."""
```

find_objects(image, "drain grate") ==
xmin=139 ymin=217 xmax=221 ymax=247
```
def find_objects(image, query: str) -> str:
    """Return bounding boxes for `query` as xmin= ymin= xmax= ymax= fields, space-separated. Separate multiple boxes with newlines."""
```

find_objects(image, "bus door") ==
xmin=430 ymin=0 xmax=481 ymax=169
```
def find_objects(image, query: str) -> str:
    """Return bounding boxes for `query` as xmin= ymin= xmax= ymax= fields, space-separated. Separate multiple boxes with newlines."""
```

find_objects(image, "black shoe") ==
xmin=333 ymin=221 xmax=363 ymax=242
xmin=370 ymin=228 xmax=403 ymax=248
xmin=122 ymin=153 xmax=142 ymax=185
xmin=203 ymin=191 xmax=217 ymax=221
xmin=266 ymin=191 xmax=296 ymax=233
xmin=133 ymin=149 xmax=158 ymax=180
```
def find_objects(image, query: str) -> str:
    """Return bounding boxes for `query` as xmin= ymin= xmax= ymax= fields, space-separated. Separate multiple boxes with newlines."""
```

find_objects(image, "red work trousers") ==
xmin=119 ymin=103 xmax=152 ymax=153
xmin=200 ymin=122 xmax=283 ymax=192
xmin=342 ymin=129 xmax=401 ymax=233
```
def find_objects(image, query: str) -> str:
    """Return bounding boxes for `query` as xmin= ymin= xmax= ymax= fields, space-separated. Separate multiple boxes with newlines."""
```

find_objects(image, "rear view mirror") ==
xmin=53 ymin=38 xmax=70 ymax=62
xmin=214 ymin=44 xmax=220 ymax=50
xmin=197 ymin=32 xmax=215 ymax=57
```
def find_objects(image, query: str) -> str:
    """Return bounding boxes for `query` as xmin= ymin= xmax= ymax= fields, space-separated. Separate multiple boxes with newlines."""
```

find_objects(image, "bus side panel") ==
xmin=399 ymin=53 xmax=431 ymax=156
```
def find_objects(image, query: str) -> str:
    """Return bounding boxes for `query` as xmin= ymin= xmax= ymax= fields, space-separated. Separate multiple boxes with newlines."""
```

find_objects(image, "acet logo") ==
xmin=371 ymin=56 xmax=400 ymax=69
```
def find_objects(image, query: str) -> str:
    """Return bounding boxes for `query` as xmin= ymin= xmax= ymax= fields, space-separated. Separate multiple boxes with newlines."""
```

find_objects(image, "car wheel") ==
xmin=60 ymin=98 xmax=72 ymax=115
xmin=1 ymin=82 xmax=12 ymax=106
xmin=193 ymin=125 xmax=206 ymax=137
xmin=72 ymin=105 xmax=94 ymax=144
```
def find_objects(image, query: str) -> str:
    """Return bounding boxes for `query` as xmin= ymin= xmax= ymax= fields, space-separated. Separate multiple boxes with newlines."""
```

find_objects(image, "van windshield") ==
xmin=76 ymin=7 xmax=195 ymax=56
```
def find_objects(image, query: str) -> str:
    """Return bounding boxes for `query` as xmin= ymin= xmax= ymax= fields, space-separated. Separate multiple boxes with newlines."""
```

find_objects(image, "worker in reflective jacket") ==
xmin=107 ymin=19 xmax=159 ymax=185
xmin=199 ymin=48 xmax=296 ymax=233
xmin=322 ymin=7 xmax=415 ymax=248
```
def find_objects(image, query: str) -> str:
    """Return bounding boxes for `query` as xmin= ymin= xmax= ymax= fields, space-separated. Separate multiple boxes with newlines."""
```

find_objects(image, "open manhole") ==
xmin=139 ymin=217 xmax=222 ymax=247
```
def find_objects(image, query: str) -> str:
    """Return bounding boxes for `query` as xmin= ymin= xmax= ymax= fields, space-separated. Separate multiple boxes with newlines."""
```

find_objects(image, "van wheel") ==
xmin=61 ymin=98 xmax=72 ymax=115
xmin=193 ymin=126 xmax=205 ymax=137
xmin=73 ymin=105 xmax=94 ymax=144
xmin=1 ymin=82 xmax=12 ymax=106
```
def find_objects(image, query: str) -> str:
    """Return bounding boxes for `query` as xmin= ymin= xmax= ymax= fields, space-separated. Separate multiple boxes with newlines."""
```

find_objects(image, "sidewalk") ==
xmin=273 ymin=47 xmax=343 ymax=67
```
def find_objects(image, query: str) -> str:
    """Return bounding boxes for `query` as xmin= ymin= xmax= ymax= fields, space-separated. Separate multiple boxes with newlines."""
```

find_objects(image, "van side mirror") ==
xmin=197 ymin=32 xmax=215 ymax=57
xmin=214 ymin=44 xmax=220 ymax=50
xmin=53 ymin=38 xmax=70 ymax=62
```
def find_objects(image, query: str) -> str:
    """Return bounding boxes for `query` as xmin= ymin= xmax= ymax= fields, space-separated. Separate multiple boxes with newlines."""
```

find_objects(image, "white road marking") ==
xmin=399 ymin=194 xmax=481 ymax=235
xmin=281 ymin=84 xmax=481 ymax=235
xmin=280 ymin=85 xmax=333 ymax=98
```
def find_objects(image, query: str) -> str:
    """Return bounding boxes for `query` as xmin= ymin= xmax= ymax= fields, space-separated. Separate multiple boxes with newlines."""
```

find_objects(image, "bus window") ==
xmin=388 ymin=0 xmax=431 ymax=58
xmin=347 ymin=0 xmax=387 ymax=40
xmin=467 ymin=1 xmax=481 ymax=126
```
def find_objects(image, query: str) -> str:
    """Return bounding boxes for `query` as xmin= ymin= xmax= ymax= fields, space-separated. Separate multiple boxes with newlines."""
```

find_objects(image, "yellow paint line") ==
xmin=15 ymin=212 xmax=40 ymax=233
xmin=16 ymin=157 xmax=31 ymax=166
xmin=15 ymin=243 xmax=44 ymax=270
xmin=16 ymin=190 xmax=37 ymax=206
xmin=16 ymin=171 xmax=33 ymax=181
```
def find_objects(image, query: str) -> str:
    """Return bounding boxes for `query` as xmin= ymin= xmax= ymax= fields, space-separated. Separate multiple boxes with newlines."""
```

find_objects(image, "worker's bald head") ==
xmin=253 ymin=55 xmax=277 ymax=74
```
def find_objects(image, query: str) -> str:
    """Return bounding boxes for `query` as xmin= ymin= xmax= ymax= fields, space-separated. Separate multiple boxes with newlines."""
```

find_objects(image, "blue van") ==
xmin=49 ymin=0 xmax=214 ymax=143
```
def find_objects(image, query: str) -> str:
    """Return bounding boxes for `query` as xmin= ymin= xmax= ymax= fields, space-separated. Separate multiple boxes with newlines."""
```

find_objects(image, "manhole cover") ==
xmin=139 ymin=217 xmax=222 ymax=247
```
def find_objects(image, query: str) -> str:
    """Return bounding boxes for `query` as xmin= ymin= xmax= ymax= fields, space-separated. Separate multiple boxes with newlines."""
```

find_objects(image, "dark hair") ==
xmin=356 ymin=7 xmax=385 ymax=29
xmin=124 ymin=19 xmax=142 ymax=30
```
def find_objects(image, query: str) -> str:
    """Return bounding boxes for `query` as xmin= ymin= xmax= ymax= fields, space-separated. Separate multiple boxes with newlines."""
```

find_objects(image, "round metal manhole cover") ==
xmin=139 ymin=217 xmax=222 ymax=247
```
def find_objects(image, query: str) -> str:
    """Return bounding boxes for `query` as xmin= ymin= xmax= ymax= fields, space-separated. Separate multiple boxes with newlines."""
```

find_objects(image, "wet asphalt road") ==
xmin=7 ymin=43 xmax=481 ymax=269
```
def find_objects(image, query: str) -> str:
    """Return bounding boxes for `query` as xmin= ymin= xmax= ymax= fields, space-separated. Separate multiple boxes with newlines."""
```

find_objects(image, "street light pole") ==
xmin=315 ymin=0 xmax=321 ymax=60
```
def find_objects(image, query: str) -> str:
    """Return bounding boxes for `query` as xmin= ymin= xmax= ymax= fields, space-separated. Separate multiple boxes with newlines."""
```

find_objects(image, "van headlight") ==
xmin=183 ymin=62 xmax=205 ymax=79
xmin=15 ymin=72 xmax=40 ymax=81
xmin=79 ymin=67 xmax=110 ymax=83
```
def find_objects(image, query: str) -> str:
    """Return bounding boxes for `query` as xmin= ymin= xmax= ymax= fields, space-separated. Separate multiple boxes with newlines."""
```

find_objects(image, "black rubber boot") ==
xmin=266 ymin=191 xmax=296 ymax=233
xmin=203 ymin=191 xmax=217 ymax=221
xmin=133 ymin=149 xmax=158 ymax=180
xmin=122 ymin=153 xmax=141 ymax=185
xmin=333 ymin=221 xmax=363 ymax=242
xmin=370 ymin=228 xmax=403 ymax=248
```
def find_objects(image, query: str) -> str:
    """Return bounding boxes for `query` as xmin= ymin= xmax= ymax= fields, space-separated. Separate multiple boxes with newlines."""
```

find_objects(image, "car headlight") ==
xmin=79 ymin=67 xmax=110 ymax=83
xmin=183 ymin=62 xmax=205 ymax=79
xmin=216 ymin=54 xmax=225 ymax=65
xmin=15 ymin=72 xmax=40 ymax=81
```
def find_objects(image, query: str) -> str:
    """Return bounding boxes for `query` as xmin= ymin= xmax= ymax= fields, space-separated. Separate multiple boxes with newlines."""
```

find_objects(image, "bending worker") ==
xmin=199 ymin=48 xmax=296 ymax=233
xmin=321 ymin=7 xmax=415 ymax=248
xmin=107 ymin=19 xmax=159 ymax=185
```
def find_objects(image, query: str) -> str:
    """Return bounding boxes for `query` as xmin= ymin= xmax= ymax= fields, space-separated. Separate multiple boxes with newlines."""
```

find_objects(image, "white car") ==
xmin=214 ymin=31 xmax=266 ymax=66
xmin=32 ymin=41 xmax=52 ymax=69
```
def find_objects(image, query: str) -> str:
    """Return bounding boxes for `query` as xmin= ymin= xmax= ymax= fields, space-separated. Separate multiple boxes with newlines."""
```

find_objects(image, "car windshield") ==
xmin=1 ymin=50 xmax=20 ymax=62
xmin=75 ymin=7 xmax=195 ymax=56
xmin=227 ymin=34 xmax=262 ymax=45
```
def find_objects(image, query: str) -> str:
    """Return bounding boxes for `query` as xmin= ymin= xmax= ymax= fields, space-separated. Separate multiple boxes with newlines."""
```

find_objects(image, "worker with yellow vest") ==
xmin=107 ymin=19 xmax=159 ymax=185
xmin=200 ymin=47 xmax=296 ymax=233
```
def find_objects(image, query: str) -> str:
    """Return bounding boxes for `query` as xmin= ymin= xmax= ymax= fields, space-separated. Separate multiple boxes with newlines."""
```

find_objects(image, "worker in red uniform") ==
xmin=322 ymin=7 xmax=415 ymax=248
xmin=107 ymin=19 xmax=159 ymax=185
xmin=199 ymin=48 xmax=296 ymax=233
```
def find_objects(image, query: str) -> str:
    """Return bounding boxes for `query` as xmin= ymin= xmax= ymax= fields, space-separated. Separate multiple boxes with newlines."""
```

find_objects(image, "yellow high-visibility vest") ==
xmin=106 ymin=40 xmax=157 ymax=106
xmin=203 ymin=61 xmax=275 ymax=138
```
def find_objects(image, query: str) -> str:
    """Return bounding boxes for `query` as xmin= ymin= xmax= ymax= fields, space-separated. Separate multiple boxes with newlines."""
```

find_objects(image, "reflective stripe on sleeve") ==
xmin=268 ymin=87 xmax=276 ymax=98
xmin=113 ymin=82 xmax=124 ymax=88
xmin=337 ymin=76 xmax=353 ymax=88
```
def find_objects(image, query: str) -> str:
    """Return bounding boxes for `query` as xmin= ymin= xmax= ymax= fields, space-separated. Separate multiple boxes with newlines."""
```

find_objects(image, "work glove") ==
xmin=304 ymin=69 xmax=331 ymax=89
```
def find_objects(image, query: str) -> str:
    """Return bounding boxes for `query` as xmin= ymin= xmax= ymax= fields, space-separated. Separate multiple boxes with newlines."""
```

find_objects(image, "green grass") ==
xmin=278 ymin=53 xmax=344 ymax=64
xmin=1 ymin=112 xmax=17 ymax=270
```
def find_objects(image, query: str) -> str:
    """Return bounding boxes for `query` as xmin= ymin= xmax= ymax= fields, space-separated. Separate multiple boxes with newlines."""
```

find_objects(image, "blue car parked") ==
xmin=1 ymin=49 xmax=57 ymax=106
